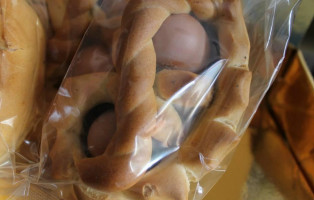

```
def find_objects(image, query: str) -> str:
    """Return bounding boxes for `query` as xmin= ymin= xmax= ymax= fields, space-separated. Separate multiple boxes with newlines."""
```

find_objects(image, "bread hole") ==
xmin=81 ymin=103 xmax=116 ymax=157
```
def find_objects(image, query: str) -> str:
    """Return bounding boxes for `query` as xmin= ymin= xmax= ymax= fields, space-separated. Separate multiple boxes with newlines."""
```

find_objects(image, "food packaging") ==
xmin=0 ymin=0 xmax=97 ymax=198
xmin=0 ymin=0 xmax=300 ymax=199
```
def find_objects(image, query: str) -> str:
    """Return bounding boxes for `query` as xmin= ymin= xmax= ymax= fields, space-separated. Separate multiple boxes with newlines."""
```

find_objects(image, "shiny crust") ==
xmin=0 ymin=0 xmax=45 ymax=161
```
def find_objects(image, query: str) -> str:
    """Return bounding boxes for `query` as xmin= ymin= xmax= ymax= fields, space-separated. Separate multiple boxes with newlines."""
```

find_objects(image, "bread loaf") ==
xmin=47 ymin=72 xmax=119 ymax=180
xmin=76 ymin=0 xmax=251 ymax=193
xmin=46 ymin=0 xmax=251 ymax=198
xmin=0 ymin=0 xmax=45 ymax=162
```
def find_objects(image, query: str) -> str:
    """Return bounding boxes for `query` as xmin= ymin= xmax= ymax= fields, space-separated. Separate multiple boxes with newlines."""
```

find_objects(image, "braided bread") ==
xmin=46 ymin=72 xmax=119 ymax=180
xmin=75 ymin=0 xmax=251 ymax=195
xmin=45 ymin=0 xmax=95 ymax=90
xmin=179 ymin=0 xmax=251 ymax=182
xmin=76 ymin=1 xmax=189 ymax=191
xmin=124 ymin=1 xmax=250 ymax=199
xmin=44 ymin=0 xmax=251 ymax=198
xmin=0 ymin=0 xmax=45 ymax=162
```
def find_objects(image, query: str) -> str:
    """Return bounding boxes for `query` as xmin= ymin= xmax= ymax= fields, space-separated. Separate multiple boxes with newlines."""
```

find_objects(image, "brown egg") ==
xmin=71 ymin=45 xmax=113 ymax=76
xmin=153 ymin=14 xmax=210 ymax=73
xmin=87 ymin=111 xmax=116 ymax=157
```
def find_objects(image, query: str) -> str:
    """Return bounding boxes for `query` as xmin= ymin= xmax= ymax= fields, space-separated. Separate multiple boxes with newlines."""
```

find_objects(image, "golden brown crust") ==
xmin=179 ymin=68 xmax=251 ymax=181
xmin=155 ymin=70 xmax=198 ymax=100
xmin=48 ymin=72 xmax=119 ymax=179
xmin=152 ymin=98 xmax=183 ymax=147
xmin=77 ymin=136 xmax=152 ymax=191
xmin=132 ymin=161 xmax=190 ymax=200
xmin=29 ymin=0 xmax=51 ymax=34
xmin=154 ymin=69 xmax=213 ymax=110
xmin=45 ymin=0 xmax=94 ymax=93
xmin=76 ymin=0 xmax=191 ymax=191
xmin=76 ymin=0 xmax=251 ymax=192
xmin=180 ymin=121 xmax=240 ymax=181
xmin=74 ymin=184 xmax=133 ymax=200
xmin=46 ymin=0 xmax=69 ymax=31
xmin=188 ymin=0 xmax=221 ymax=20
xmin=217 ymin=0 xmax=250 ymax=68
xmin=44 ymin=0 xmax=252 ymax=197
xmin=46 ymin=0 xmax=94 ymax=31
xmin=177 ymin=0 xmax=251 ymax=182
xmin=0 ymin=0 xmax=45 ymax=161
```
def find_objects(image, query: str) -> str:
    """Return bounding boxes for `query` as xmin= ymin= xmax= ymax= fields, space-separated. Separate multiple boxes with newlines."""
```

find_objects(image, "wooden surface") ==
xmin=204 ymin=131 xmax=253 ymax=200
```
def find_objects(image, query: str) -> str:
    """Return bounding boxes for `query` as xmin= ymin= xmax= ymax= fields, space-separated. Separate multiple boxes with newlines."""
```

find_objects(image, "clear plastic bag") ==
xmin=37 ymin=0 xmax=300 ymax=199
xmin=0 ymin=0 xmax=98 ymax=198
xmin=0 ymin=0 xmax=46 ymax=172
xmin=44 ymin=0 xmax=96 ymax=101
xmin=2 ymin=0 xmax=300 ymax=199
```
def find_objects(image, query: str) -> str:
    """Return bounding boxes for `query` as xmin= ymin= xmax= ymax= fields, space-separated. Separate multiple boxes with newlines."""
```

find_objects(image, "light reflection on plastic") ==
xmin=36 ymin=19 xmax=40 ymax=27
xmin=213 ymin=117 xmax=234 ymax=130
xmin=0 ymin=159 xmax=11 ymax=167
xmin=24 ymin=140 xmax=31 ymax=145
xmin=197 ymin=184 xmax=203 ymax=194
xmin=214 ymin=168 xmax=227 ymax=172
xmin=129 ymin=138 xmax=138 ymax=174
xmin=58 ymin=87 xmax=71 ymax=98
xmin=150 ymin=60 xmax=226 ymax=167
xmin=64 ymin=106 xmax=80 ymax=117
xmin=0 ymin=116 xmax=17 ymax=127
xmin=187 ymin=60 xmax=226 ymax=121
xmin=158 ymin=59 xmax=226 ymax=119
xmin=130 ymin=137 xmax=150 ymax=175
xmin=265 ymin=0 xmax=276 ymax=50
xmin=49 ymin=110 xmax=62 ymax=122
xmin=148 ymin=146 xmax=179 ymax=170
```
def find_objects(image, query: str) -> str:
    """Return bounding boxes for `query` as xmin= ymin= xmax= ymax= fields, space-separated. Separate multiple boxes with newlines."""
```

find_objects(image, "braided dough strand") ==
xmin=77 ymin=0 xmax=193 ymax=192
xmin=77 ymin=0 xmax=251 ymax=194
xmin=47 ymin=72 xmax=118 ymax=180
xmin=118 ymin=0 xmax=252 ymax=199
xmin=0 ymin=0 xmax=45 ymax=161
xmin=188 ymin=0 xmax=222 ymax=19
xmin=179 ymin=0 xmax=251 ymax=181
